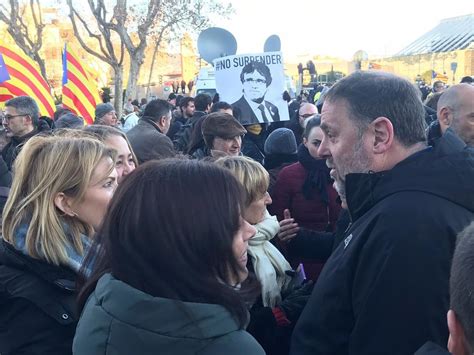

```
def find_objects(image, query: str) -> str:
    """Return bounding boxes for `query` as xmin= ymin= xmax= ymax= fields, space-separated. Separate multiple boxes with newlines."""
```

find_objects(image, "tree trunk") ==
xmin=125 ymin=52 xmax=144 ymax=101
xmin=145 ymin=41 xmax=161 ymax=99
xmin=113 ymin=65 xmax=124 ymax=119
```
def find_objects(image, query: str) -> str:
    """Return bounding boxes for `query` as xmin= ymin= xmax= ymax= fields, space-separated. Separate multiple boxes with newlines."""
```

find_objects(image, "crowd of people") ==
xmin=0 ymin=70 xmax=473 ymax=355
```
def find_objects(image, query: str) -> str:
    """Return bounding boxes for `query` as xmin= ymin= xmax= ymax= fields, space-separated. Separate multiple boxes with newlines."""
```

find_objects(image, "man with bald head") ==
xmin=434 ymin=84 xmax=474 ymax=146
xmin=298 ymin=103 xmax=318 ymax=128
xmin=286 ymin=102 xmax=318 ymax=145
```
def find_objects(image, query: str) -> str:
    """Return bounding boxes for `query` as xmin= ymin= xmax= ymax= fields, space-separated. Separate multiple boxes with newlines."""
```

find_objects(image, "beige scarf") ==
xmin=248 ymin=210 xmax=292 ymax=307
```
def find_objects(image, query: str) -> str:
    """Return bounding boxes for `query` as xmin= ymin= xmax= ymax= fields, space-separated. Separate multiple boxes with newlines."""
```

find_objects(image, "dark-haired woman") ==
xmin=83 ymin=125 xmax=138 ymax=184
xmin=269 ymin=116 xmax=342 ymax=279
xmin=73 ymin=159 xmax=265 ymax=355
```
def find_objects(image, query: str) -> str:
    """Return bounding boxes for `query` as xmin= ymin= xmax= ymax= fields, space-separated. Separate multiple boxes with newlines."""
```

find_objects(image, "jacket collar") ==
xmin=10 ymin=128 xmax=38 ymax=145
xmin=345 ymin=130 xmax=474 ymax=221
xmin=0 ymin=239 xmax=77 ymax=291
xmin=139 ymin=116 xmax=164 ymax=134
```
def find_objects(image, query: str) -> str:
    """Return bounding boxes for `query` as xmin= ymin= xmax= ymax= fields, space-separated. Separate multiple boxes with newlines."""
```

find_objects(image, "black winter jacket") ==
xmin=173 ymin=111 xmax=207 ymax=153
xmin=291 ymin=130 xmax=474 ymax=355
xmin=0 ymin=156 xmax=12 ymax=214
xmin=286 ymin=209 xmax=351 ymax=261
xmin=0 ymin=240 xmax=78 ymax=355
xmin=1 ymin=120 xmax=51 ymax=171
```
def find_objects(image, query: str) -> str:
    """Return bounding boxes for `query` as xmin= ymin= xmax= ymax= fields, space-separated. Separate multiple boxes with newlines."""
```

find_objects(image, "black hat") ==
xmin=55 ymin=113 xmax=84 ymax=129
xmin=264 ymin=128 xmax=297 ymax=155
xmin=95 ymin=103 xmax=115 ymax=119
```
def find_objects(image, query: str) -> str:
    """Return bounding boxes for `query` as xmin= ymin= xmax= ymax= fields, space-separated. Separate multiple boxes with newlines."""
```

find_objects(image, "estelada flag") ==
xmin=0 ymin=45 xmax=55 ymax=117
xmin=62 ymin=44 xmax=100 ymax=125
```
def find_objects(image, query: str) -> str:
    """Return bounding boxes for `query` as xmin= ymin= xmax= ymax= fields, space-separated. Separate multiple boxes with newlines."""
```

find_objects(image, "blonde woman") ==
xmin=215 ymin=156 xmax=313 ymax=355
xmin=0 ymin=135 xmax=117 ymax=354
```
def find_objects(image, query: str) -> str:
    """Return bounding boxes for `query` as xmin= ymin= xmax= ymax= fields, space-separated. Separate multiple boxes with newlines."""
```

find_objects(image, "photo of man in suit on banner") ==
xmin=214 ymin=52 xmax=290 ymax=126
xmin=232 ymin=61 xmax=280 ymax=124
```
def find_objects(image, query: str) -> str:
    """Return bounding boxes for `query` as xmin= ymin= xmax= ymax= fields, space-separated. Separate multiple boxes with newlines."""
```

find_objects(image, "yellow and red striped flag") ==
xmin=0 ymin=45 xmax=55 ymax=117
xmin=62 ymin=45 xmax=100 ymax=125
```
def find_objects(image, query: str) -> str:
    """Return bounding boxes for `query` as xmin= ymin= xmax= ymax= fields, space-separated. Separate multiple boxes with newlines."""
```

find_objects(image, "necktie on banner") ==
xmin=258 ymin=104 xmax=269 ymax=123
xmin=62 ymin=44 xmax=100 ymax=125
xmin=0 ymin=45 xmax=55 ymax=117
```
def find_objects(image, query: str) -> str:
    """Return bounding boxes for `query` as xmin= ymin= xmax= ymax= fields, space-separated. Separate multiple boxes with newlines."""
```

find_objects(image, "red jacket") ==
xmin=269 ymin=162 xmax=341 ymax=232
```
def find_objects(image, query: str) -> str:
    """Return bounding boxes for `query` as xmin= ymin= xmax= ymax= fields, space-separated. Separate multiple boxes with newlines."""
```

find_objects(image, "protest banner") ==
xmin=214 ymin=51 xmax=289 ymax=125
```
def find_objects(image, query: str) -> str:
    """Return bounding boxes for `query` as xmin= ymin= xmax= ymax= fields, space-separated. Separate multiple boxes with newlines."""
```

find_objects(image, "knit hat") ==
xmin=202 ymin=113 xmax=247 ymax=147
xmin=95 ymin=103 xmax=115 ymax=119
xmin=264 ymin=128 xmax=297 ymax=155
xmin=54 ymin=113 xmax=84 ymax=129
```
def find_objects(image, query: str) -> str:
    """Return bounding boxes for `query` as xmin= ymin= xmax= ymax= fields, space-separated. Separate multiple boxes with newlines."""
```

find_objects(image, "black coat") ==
xmin=0 ymin=240 xmax=78 ymax=354
xmin=173 ymin=111 xmax=207 ymax=153
xmin=1 ymin=120 xmax=51 ymax=171
xmin=167 ymin=115 xmax=186 ymax=142
xmin=0 ymin=156 xmax=12 ymax=214
xmin=414 ymin=342 xmax=451 ymax=354
xmin=427 ymin=120 xmax=443 ymax=146
xmin=286 ymin=209 xmax=351 ymax=262
xmin=291 ymin=130 xmax=474 ymax=355
xmin=241 ymin=128 xmax=268 ymax=164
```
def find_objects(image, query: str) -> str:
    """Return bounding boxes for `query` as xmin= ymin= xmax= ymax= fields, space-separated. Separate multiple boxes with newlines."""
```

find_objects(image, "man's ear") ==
xmin=157 ymin=116 xmax=166 ymax=129
xmin=438 ymin=106 xmax=453 ymax=132
xmin=24 ymin=115 xmax=34 ymax=125
xmin=371 ymin=117 xmax=393 ymax=154
xmin=54 ymin=192 xmax=76 ymax=217
xmin=447 ymin=309 xmax=471 ymax=355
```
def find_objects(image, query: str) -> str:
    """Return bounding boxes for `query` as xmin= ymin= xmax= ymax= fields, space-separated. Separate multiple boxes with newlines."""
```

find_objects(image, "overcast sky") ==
xmin=212 ymin=0 xmax=473 ymax=60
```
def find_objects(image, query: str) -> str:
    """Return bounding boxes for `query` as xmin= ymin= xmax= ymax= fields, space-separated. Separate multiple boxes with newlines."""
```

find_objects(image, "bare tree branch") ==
xmin=67 ymin=0 xmax=127 ymax=115
xmin=0 ymin=0 xmax=48 ymax=84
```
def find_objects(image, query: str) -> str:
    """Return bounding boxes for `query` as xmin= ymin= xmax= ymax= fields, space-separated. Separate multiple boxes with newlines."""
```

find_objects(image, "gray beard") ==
xmin=333 ymin=140 xmax=373 ymax=204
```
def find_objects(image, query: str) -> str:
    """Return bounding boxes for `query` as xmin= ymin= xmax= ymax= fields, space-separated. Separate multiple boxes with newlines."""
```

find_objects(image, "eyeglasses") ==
xmin=3 ymin=114 xmax=28 ymax=121
xmin=299 ymin=113 xmax=315 ymax=119
xmin=244 ymin=78 xmax=267 ymax=85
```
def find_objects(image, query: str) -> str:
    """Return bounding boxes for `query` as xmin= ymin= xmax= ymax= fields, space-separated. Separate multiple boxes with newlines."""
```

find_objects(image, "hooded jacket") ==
xmin=291 ymin=130 xmax=474 ymax=355
xmin=73 ymin=273 xmax=265 ymax=355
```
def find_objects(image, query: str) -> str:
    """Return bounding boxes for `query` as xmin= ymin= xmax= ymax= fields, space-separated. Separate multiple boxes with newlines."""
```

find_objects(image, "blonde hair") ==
xmin=215 ymin=156 xmax=269 ymax=207
xmin=2 ymin=134 xmax=116 ymax=266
